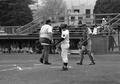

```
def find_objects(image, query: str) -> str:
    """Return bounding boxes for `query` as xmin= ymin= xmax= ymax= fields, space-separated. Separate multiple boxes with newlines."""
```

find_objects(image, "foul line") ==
xmin=0 ymin=63 xmax=73 ymax=72
xmin=0 ymin=63 xmax=44 ymax=72
xmin=0 ymin=67 xmax=17 ymax=72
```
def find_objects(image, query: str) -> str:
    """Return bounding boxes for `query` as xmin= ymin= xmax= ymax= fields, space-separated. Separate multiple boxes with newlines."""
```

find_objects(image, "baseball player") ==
xmin=54 ymin=24 xmax=70 ymax=71
xmin=77 ymin=24 xmax=95 ymax=65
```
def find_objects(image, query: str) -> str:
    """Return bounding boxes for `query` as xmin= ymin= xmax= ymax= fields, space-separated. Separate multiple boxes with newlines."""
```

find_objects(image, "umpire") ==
xmin=39 ymin=19 xmax=53 ymax=65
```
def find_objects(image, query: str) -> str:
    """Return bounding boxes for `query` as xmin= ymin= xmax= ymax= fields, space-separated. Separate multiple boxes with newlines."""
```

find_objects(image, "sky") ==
xmin=37 ymin=0 xmax=97 ymax=8
xmin=65 ymin=0 xmax=97 ymax=8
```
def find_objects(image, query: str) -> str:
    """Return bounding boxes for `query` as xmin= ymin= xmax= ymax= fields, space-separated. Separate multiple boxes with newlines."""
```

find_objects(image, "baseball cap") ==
xmin=45 ymin=19 xmax=51 ymax=24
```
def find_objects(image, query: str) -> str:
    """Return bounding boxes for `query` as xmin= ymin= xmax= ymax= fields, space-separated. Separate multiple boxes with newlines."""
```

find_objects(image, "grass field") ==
xmin=0 ymin=53 xmax=120 ymax=84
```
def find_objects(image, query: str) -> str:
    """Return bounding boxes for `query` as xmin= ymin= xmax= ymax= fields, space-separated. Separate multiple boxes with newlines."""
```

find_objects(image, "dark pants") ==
xmin=41 ymin=45 xmax=50 ymax=63
xmin=108 ymin=44 xmax=114 ymax=51
xmin=80 ymin=49 xmax=95 ymax=64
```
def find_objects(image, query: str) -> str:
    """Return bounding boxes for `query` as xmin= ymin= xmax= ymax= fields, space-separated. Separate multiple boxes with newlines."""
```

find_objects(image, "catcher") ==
xmin=76 ymin=24 xmax=95 ymax=65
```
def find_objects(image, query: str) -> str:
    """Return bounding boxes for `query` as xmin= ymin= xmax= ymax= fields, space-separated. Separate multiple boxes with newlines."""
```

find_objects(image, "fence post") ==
xmin=118 ymin=28 xmax=120 ymax=51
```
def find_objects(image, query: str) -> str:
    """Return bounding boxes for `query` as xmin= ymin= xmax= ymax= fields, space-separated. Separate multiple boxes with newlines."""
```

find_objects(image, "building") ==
xmin=64 ymin=0 xmax=97 ymax=25
xmin=29 ymin=0 xmax=97 ymax=25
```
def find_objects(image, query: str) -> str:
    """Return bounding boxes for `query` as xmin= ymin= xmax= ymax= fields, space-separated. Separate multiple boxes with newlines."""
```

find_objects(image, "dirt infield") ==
xmin=0 ymin=53 xmax=120 ymax=84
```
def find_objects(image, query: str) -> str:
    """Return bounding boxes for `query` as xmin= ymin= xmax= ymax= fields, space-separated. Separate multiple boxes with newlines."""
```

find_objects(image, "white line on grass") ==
xmin=0 ymin=66 xmax=33 ymax=72
xmin=0 ymin=63 xmax=43 ymax=72
xmin=0 ymin=63 xmax=73 ymax=72
xmin=0 ymin=67 xmax=17 ymax=72
xmin=0 ymin=64 xmax=17 ymax=67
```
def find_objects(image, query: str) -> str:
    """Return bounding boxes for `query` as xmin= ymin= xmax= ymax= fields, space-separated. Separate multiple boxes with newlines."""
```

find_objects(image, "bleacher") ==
xmin=0 ymin=13 xmax=120 ymax=53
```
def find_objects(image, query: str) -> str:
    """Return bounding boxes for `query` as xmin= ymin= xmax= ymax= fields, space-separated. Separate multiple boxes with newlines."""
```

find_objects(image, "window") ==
xmin=78 ymin=17 xmax=83 ymax=20
xmin=74 ymin=9 xmax=80 ymax=13
xmin=71 ymin=17 xmax=75 ymax=21
xmin=85 ymin=9 xmax=91 ymax=18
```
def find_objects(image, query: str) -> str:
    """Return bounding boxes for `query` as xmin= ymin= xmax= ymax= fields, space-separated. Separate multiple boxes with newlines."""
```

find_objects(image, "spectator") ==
xmin=108 ymin=35 xmax=117 ymax=52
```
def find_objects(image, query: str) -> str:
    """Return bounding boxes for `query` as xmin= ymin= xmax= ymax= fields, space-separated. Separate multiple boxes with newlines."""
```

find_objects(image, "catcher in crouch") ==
xmin=77 ymin=24 xmax=95 ymax=65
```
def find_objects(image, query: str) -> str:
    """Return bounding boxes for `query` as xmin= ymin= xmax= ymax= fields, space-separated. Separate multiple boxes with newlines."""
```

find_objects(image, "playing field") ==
xmin=0 ymin=53 xmax=120 ymax=84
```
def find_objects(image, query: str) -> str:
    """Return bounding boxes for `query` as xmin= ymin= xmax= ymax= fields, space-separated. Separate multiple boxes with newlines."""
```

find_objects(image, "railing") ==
xmin=103 ymin=13 xmax=120 ymax=26
xmin=110 ymin=14 xmax=120 ymax=27
xmin=16 ymin=16 xmax=43 ymax=34
xmin=18 ymin=22 xmax=41 ymax=34
xmin=14 ymin=13 xmax=120 ymax=35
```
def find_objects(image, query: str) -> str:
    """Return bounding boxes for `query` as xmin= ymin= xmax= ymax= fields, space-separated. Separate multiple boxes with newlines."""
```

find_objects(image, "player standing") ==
xmin=54 ymin=24 xmax=70 ymax=71
xmin=39 ymin=19 xmax=53 ymax=65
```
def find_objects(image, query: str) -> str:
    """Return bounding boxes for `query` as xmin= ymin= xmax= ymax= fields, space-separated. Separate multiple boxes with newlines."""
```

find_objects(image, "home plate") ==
xmin=15 ymin=65 xmax=33 ymax=71
xmin=16 ymin=66 xmax=23 ymax=71
xmin=50 ymin=66 xmax=73 ymax=69
xmin=17 ymin=66 xmax=34 ymax=71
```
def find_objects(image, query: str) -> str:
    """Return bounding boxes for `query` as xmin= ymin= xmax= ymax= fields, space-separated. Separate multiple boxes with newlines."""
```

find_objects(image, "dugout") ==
xmin=0 ymin=35 xmax=42 ymax=53
xmin=0 ymin=34 xmax=81 ymax=53
xmin=91 ymin=35 xmax=108 ymax=54
xmin=0 ymin=34 xmax=113 ymax=54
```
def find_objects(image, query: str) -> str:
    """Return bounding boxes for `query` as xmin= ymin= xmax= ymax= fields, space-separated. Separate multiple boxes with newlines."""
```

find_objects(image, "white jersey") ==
xmin=61 ymin=29 xmax=69 ymax=44
xmin=93 ymin=26 xmax=101 ymax=35
xmin=39 ymin=24 xmax=53 ymax=40
xmin=87 ymin=27 xmax=92 ymax=34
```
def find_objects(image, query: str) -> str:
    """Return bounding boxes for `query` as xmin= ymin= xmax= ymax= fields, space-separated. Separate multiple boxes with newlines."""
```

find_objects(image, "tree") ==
xmin=0 ymin=0 xmax=34 ymax=26
xmin=93 ymin=0 xmax=120 ymax=24
xmin=37 ymin=0 xmax=67 ymax=21
xmin=94 ymin=0 xmax=120 ymax=14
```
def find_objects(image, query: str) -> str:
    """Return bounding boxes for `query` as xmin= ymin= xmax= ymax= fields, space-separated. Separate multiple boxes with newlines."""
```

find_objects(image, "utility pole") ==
xmin=118 ymin=26 xmax=120 ymax=51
